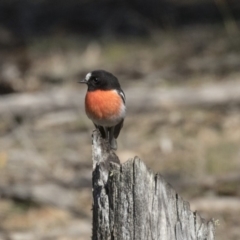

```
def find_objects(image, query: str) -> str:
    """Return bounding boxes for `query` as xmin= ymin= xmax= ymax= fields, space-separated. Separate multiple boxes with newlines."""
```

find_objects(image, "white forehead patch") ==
xmin=85 ymin=72 xmax=92 ymax=81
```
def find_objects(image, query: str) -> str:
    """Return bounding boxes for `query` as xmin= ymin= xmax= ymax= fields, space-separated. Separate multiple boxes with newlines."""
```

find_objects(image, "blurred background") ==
xmin=0 ymin=0 xmax=240 ymax=239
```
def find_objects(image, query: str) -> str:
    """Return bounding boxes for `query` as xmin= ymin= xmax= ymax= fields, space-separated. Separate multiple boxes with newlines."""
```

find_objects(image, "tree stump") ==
xmin=92 ymin=130 xmax=215 ymax=240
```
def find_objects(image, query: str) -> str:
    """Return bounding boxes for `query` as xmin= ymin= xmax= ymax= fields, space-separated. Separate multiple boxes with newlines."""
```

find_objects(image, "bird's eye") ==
xmin=92 ymin=77 xmax=99 ymax=84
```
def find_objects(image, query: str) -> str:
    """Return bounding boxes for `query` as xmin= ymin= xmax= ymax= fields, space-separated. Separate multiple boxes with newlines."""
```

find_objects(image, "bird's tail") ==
xmin=110 ymin=137 xmax=117 ymax=150
xmin=108 ymin=127 xmax=117 ymax=150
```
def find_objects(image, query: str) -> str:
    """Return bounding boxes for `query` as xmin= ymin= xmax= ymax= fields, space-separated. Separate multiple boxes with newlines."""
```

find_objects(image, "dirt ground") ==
xmin=0 ymin=25 xmax=240 ymax=239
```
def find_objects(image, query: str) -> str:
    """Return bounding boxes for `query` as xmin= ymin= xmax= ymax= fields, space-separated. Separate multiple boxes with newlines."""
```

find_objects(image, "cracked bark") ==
xmin=92 ymin=130 xmax=215 ymax=240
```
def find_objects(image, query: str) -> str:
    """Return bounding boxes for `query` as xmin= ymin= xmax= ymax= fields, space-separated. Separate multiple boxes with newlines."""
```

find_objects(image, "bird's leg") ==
xmin=94 ymin=124 xmax=107 ymax=139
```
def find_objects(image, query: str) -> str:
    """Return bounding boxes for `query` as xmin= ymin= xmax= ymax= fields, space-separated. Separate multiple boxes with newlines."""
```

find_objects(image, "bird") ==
xmin=79 ymin=70 xmax=126 ymax=150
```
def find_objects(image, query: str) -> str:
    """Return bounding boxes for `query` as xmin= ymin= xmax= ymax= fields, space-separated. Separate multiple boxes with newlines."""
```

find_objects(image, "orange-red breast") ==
xmin=79 ymin=70 xmax=126 ymax=150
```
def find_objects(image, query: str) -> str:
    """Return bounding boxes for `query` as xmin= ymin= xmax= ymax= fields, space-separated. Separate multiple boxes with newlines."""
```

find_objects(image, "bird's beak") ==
xmin=78 ymin=78 xmax=87 ymax=84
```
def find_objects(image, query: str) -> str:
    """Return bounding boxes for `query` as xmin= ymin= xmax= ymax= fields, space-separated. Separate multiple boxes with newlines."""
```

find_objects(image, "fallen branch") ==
xmin=0 ymin=81 xmax=240 ymax=117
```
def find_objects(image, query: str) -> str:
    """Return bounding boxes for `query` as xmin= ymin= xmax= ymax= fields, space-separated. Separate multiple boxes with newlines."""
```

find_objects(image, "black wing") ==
xmin=117 ymin=89 xmax=126 ymax=104
xmin=114 ymin=88 xmax=125 ymax=139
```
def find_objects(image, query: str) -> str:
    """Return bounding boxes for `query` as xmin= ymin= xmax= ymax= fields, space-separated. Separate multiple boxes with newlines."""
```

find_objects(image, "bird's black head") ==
xmin=79 ymin=70 xmax=121 ymax=91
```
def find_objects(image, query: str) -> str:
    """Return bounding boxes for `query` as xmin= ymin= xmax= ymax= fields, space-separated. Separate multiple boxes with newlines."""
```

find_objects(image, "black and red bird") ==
xmin=79 ymin=70 xmax=126 ymax=150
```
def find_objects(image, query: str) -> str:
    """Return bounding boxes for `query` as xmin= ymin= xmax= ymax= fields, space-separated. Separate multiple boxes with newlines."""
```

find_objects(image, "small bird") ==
xmin=79 ymin=70 xmax=126 ymax=150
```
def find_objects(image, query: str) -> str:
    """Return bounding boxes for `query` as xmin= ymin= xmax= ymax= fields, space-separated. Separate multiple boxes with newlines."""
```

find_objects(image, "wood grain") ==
xmin=92 ymin=130 xmax=215 ymax=240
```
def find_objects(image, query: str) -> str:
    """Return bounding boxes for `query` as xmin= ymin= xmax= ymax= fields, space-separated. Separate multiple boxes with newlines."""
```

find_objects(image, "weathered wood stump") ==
xmin=92 ymin=130 xmax=215 ymax=240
